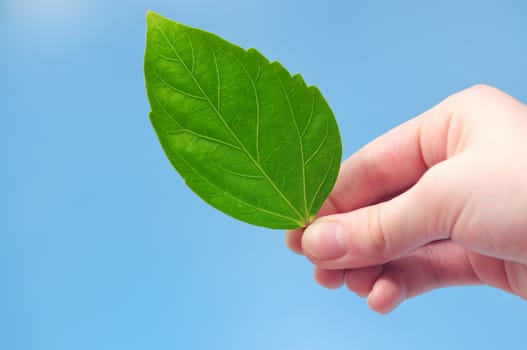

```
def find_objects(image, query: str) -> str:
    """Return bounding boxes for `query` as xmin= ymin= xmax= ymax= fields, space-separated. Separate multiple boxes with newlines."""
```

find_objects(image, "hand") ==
xmin=286 ymin=84 xmax=527 ymax=314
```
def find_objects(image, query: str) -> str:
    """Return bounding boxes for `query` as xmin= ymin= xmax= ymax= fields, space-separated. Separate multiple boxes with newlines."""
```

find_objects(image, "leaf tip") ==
xmin=146 ymin=10 xmax=162 ymax=26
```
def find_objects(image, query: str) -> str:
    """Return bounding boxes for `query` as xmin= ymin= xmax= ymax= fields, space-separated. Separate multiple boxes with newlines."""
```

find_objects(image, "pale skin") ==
xmin=286 ymin=84 xmax=527 ymax=314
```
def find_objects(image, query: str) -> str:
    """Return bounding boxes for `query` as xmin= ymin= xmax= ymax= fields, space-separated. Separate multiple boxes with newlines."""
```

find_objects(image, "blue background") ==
xmin=2 ymin=0 xmax=527 ymax=349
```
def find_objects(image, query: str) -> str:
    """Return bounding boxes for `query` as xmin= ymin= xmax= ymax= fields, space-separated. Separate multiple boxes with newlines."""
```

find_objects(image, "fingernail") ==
xmin=303 ymin=221 xmax=347 ymax=261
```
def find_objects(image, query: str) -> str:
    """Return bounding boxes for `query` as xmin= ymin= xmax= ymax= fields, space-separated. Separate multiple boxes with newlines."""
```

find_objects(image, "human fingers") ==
xmin=327 ymin=242 xmax=480 ymax=301
xmin=313 ymin=241 xmax=520 ymax=313
xmin=365 ymin=244 xmax=527 ymax=313
xmin=285 ymin=229 xmax=304 ymax=255
xmin=325 ymin=87 xmax=463 ymax=215
xmin=343 ymin=265 xmax=384 ymax=297
xmin=310 ymin=241 xmax=488 ymax=312
xmin=365 ymin=241 xmax=481 ymax=314
xmin=313 ymin=267 xmax=347 ymax=290
xmin=301 ymin=154 xmax=472 ymax=270
xmin=364 ymin=245 xmax=527 ymax=314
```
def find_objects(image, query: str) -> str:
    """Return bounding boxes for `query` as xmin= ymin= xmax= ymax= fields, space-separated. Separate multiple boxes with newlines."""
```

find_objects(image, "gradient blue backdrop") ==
xmin=2 ymin=1 xmax=527 ymax=349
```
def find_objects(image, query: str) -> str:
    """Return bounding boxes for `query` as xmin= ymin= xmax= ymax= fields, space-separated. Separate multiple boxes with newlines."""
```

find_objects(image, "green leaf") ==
xmin=144 ymin=11 xmax=342 ymax=229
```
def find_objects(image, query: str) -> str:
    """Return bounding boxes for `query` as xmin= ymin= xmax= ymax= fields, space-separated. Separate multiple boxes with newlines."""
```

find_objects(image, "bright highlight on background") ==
xmin=5 ymin=0 xmax=92 ymax=48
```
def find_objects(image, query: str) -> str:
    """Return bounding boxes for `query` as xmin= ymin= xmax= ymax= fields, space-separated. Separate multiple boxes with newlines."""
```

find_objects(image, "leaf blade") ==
xmin=145 ymin=12 xmax=342 ymax=229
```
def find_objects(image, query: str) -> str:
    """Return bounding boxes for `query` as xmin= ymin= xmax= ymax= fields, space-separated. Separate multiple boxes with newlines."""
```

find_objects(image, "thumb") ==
xmin=302 ymin=159 xmax=467 ymax=269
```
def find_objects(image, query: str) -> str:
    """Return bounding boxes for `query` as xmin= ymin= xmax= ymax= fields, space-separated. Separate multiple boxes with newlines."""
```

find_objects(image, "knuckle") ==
xmin=367 ymin=205 xmax=389 ymax=256
xmin=453 ymin=84 xmax=500 ymax=108
xmin=425 ymin=245 xmax=442 ymax=286
xmin=465 ymin=83 xmax=495 ymax=94
xmin=504 ymin=262 xmax=527 ymax=300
